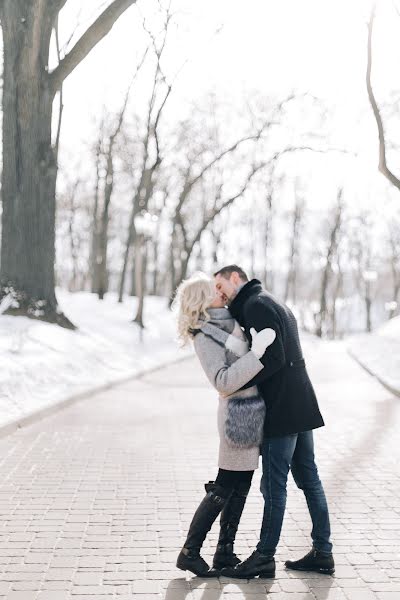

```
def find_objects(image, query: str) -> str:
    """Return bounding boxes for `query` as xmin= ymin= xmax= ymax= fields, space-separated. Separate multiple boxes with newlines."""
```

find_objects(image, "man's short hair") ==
xmin=213 ymin=265 xmax=249 ymax=281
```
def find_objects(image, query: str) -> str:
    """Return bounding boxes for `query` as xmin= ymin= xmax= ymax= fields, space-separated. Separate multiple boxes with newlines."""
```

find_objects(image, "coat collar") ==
xmin=206 ymin=307 xmax=232 ymax=321
xmin=229 ymin=279 xmax=263 ymax=322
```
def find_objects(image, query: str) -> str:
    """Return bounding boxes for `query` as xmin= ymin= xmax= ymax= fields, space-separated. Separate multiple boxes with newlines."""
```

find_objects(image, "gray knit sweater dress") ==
xmin=193 ymin=307 xmax=265 ymax=471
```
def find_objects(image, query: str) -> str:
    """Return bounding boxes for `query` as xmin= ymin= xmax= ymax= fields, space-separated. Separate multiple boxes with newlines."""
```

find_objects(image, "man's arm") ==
xmin=240 ymin=301 xmax=286 ymax=388
xmin=194 ymin=333 xmax=265 ymax=396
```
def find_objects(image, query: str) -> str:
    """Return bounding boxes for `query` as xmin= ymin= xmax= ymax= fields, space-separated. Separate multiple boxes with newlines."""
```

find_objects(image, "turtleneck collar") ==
xmin=206 ymin=307 xmax=232 ymax=320
xmin=229 ymin=279 xmax=263 ymax=322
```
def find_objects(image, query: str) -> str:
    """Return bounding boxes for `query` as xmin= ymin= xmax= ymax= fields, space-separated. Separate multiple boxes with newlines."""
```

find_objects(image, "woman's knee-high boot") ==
xmin=176 ymin=482 xmax=231 ymax=576
xmin=212 ymin=482 xmax=250 ymax=569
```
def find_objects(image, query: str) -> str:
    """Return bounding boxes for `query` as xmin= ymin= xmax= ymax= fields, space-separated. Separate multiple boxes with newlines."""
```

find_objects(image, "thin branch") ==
xmin=49 ymin=0 xmax=137 ymax=95
xmin=366 ymin=6 xmax=400 ymax=190
xmin=142 ymin=2 xmax=174 ymax=164
xmin=181 ymin=144 xmax=346 ymax=258
xmin=60 ymin=5 xmax=85 ymax=56
xmin=184 ymin=162 xmax=267 ymax=256
xmin=175 ymin=129 xmax=268 ymax=214
xmin=153 ymin=84 xmax=172 ymax=161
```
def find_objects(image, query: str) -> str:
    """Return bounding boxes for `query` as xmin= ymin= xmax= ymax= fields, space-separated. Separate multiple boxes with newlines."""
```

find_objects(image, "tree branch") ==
xmin=49 ymin=0 xmax=137 ymax=95
xmin=186 ymin=162 xmax=266 ymax=256
xmin=366 ymin=6 xmax=400 ymax=191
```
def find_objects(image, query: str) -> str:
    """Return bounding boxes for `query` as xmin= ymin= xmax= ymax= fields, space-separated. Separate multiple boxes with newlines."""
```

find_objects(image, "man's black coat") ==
xmin=229 ymin=279 xmax=324 ymax=438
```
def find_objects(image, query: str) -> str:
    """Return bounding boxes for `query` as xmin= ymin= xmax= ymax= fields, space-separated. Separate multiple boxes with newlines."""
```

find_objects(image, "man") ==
xmin=214 ymin=265 xmax=334 ymax=579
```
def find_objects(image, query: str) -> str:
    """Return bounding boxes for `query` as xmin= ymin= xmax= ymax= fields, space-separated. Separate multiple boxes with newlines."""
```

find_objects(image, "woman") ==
xmin=173 ymin=273 xmax=275 ymax=577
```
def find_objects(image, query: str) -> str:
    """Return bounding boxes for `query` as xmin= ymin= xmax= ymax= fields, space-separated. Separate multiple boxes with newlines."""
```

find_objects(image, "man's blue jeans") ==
xmin=257 ymin=430 xmax=332 ymax=556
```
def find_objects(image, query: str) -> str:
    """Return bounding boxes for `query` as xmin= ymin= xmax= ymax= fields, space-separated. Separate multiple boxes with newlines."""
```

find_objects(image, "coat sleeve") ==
xmin=240 ymin=300 xmax=286 ymax=388
xmin=193 ymin=333 xmax=265 ymax=396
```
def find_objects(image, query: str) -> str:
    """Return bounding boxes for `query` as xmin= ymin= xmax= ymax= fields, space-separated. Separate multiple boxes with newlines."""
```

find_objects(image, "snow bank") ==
xmin=0 ymin=290 xmax=192 ymax=431
xmin=348 ymin=315 xmax=400 ymax=396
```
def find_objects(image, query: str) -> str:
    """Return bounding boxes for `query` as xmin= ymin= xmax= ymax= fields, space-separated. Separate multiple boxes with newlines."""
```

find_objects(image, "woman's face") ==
xmin=208 ymin=284 xmax=227 ymax=308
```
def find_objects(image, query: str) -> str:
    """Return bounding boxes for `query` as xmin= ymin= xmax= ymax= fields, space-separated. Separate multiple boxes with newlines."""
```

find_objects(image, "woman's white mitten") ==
xmin=226 ymin=334 xmax=249 ymax=357
xmin=250 ymin=327 xmax=276 ymax=359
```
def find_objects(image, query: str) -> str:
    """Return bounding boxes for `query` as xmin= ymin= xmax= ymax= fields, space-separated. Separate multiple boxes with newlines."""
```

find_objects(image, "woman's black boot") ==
xmin=176 ymin=481 xmax=230 ymax=577
xmin=212 ymin=481 xmax=250 ymax=569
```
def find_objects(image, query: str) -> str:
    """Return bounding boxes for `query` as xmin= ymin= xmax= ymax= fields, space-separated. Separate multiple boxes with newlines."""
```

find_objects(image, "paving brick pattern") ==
xmin=0 ymin=340 xmax=400 ymax=599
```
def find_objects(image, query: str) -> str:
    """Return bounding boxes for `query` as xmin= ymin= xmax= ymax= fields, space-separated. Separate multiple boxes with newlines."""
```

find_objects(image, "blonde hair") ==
xmin=172 ymin=272 xmax=215 ymax=345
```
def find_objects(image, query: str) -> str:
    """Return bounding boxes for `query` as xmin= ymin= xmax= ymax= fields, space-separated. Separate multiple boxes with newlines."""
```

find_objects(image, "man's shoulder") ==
xmin=243 ymin=293 xmax=279 ymax=321
xmin=246 ymin=290 xmax=279 ymax=310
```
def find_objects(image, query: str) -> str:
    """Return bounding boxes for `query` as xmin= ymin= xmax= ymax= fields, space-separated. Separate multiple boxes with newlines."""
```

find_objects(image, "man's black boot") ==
xmin=212 ymin=483 xmax=250 ymax=569
xmin=176 ymin=481 xmax=230 ymax=577
xmin=213 ymin=542 xmax=240 ymax=570
xmin=285 ymin=548 xmax=335 ymax=575
xmin=221 ymin=550 xmax=275 ymax=579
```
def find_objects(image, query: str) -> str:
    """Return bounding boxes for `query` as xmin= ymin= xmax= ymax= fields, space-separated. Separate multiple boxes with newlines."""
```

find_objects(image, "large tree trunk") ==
xmin=0 ymin=2 xmax=73 ymax=327
xmin=0 ymin=0 xmax=136 ymax=326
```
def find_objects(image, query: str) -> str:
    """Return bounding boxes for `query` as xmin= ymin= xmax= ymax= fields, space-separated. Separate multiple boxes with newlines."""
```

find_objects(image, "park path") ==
xmin=0 ymin=339 xmax=400 ymax=600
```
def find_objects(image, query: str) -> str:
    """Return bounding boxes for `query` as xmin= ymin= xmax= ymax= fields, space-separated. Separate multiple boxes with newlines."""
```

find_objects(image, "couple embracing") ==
xmin=173 ymin=265 xmax=334 ymax=579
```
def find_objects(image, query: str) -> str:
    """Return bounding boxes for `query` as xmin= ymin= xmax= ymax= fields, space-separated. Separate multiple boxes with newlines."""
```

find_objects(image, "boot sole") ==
xmin=285 ymin=565 xmax=335 ymax=575
xmin=221 ymin=570 xmax=275 ymax=579
xmin=212 ymin=560 xmax=240 ymax=570
xmin=176 ymin=561 xmax=220 ymax=578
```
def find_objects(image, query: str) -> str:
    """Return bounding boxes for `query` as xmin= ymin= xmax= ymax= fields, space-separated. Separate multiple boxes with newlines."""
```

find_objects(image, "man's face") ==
xmin=214 ymin=272 xmax=241 ymax=304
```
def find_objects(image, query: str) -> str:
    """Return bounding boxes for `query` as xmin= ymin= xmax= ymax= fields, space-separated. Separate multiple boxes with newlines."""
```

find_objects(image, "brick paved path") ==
xmin=0 ymin=340 xmax=400 ymax=600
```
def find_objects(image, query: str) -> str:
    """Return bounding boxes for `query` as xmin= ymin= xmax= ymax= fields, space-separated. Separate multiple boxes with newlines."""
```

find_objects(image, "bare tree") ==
xmin=349 ymin=212 xmax=378 ymax=333
xmin=117 ymin=8 xmax=173 ymax=311
xmin=315 ymin=189 xmax=343 ymax=338
xmin=284 ymin=179 xmax=306 ymax=305
xmin=0 ymin=0 xmax=137 ymax=327
xmin=329 ymin=254 xmax=344 ymax=339
xmin=386 ymin=218 xmax=400 ymax=318
xmin=263 ymin=166 xmax=278 ymax=292
xmin=94 ymin=75 xmax=138 ymax=300
xmin=366 ymin=5 xmax=400 ymax=193
xmin=66 ymin=179 xmax=81 ymax=292
xmin=167 ymin=112 xmax=277 ymax=300
xmin=171 ymin=162 xmax=267 ymax=302
xmin=89 ymin=129 xmax=105 ymax=293
xmin=56 ymin=172 xmax=92 ymax=293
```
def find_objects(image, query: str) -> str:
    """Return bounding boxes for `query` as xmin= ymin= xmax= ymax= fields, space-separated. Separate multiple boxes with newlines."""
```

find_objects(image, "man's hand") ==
xmin=250 ymin=327 xmax=276 ymax=359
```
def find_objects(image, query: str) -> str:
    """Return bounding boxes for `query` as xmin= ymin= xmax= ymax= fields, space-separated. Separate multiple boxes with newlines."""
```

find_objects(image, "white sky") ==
xmin=53 ymin=0 xmax=400 ymax=214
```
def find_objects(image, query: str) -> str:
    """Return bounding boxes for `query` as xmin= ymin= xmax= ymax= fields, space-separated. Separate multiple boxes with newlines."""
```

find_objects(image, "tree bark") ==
xmin=133 ymin=234 xmax=146 ymax=327
xmin=0 ymin=0 xmax=137 ymax=326
xmin=96 ymin=151 xmax=113 ymax=300
xmin=0 ymin=2 xmax=73 ymax=327
xmin=365 ymin=293 xmax=372 ymax=332
xmin=366 ymin=7 xmax=400 ymax=193
xmin=118 ymin=197 xmax=139 ymax=302
xmin=316 ymin=190 xmax=343 ymax=338
xmin=388 ymin=227 xmax=400 ymax=318
xmin=90 ymin=135 xmax=103 ymax=293
xmin=284 ymin=192 xmax=303 ymax=304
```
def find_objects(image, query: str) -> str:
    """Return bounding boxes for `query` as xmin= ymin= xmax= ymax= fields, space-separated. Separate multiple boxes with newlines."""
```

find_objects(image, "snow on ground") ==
xmin=348 ymin=315 xmax=400 ymax=396
xmin=0 ymin=290 xmax=192 ymax=430
xmin=1 ymin=287 xmax=397 ymax=435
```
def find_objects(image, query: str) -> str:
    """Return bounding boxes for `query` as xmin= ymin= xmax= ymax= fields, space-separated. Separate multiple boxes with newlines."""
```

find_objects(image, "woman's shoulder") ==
xmin=192 ymin=329 xmax=206 ymax=349
xmin=193 ymin=328 xmax=224 ymax=355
